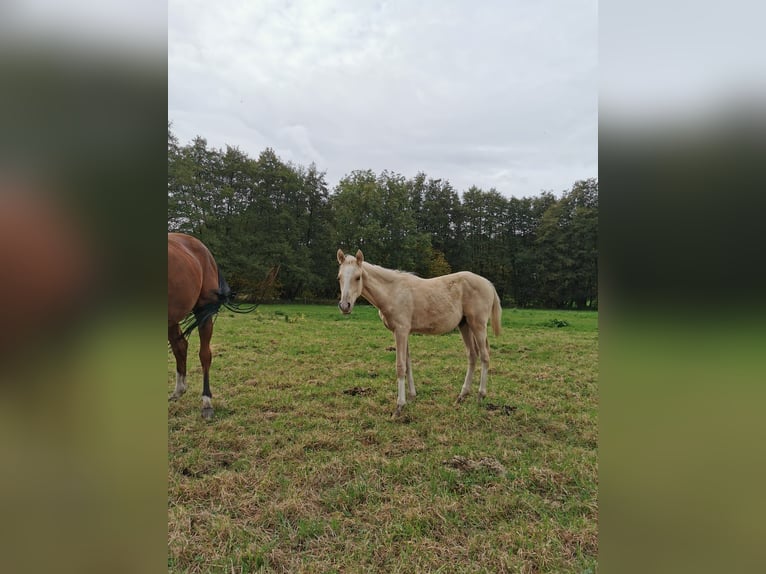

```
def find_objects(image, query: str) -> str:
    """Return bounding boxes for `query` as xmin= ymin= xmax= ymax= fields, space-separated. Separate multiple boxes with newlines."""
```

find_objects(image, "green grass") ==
xmin=168 ymin=304 xmax=598 ymax=573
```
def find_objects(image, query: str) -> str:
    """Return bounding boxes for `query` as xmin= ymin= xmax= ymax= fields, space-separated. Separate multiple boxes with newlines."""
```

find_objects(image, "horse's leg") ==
xmin=393 ymin=330 xmax=409 ymax=418
xmin=198 ymin=318 xmax=214 ymax=420
xmin=168 ymin=323 xmax=188 ymax=400
xmin=475 ymin=323 xmax=490 ymax=402
xmin=456 ymin=323 xmax=478 ymax=403
xmin=406 ymin=344 xmax=416 ymax=399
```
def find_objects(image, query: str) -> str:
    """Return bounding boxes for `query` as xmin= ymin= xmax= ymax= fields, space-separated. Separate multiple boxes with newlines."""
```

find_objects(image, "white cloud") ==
xmin=169 ymin=0 xmax=597 ymax=197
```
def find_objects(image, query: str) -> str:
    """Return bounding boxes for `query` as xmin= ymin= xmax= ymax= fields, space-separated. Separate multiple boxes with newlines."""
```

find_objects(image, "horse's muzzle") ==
xmin=338 ymin=301 xmax=352 ymax=314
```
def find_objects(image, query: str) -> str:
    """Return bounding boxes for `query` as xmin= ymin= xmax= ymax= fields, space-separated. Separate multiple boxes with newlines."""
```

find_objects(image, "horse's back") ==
xmin=403 ymin=271 xmax=490 ymax=334
xmin=446 ymin=271 xmax=498 ymax=316
xmin=169 ymin=233 xmax=215 ymax=268
xmin=437 ymin=271 xmax=494 ymax=297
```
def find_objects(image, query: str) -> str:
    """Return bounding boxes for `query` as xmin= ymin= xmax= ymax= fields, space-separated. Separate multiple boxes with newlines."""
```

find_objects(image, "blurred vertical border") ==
xmin=600 ymin=1 xmax=766 ymax=573
xmin=1 ymin=2 xmax=167 ymax=573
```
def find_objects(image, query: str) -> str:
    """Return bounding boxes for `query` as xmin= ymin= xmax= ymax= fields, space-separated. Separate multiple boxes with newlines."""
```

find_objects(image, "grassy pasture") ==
xmin=168 ymin=304 xmax=598 ymax=573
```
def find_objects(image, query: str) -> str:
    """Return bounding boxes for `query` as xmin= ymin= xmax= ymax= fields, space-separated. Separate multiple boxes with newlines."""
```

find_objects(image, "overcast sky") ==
xmin=169 ymin=0 xmax=597 ymax=198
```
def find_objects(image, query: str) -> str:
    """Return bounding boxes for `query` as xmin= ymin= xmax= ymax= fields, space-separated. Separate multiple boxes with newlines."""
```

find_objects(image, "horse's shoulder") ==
xmin=377 ymin=308 xmax=392 ymax=329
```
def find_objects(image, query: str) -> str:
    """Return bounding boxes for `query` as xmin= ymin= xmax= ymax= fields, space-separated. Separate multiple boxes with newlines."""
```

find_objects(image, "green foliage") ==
xmin=168 ymin=129 xmax=597 ymax=307
xmin=427 ymin=249 xmax=452 ymax=278
xmin=536 ymin=179 xmax=598 ymax=309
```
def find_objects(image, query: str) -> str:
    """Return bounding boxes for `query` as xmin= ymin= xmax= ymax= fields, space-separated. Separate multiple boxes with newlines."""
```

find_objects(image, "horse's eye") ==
xmin=356 ymin=276 xmax=361 ymax=281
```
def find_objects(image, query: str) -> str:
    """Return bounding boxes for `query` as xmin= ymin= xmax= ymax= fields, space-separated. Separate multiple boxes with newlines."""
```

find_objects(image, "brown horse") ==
xmin=337 ymin=249 xmax=502 ymax=417
xmin=168 ymin=233 xmax=233 ymax=419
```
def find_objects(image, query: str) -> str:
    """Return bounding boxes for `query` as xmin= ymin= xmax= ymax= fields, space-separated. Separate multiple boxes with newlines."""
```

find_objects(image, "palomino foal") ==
xmin=337 ymin=249 xmax=502 ymax=417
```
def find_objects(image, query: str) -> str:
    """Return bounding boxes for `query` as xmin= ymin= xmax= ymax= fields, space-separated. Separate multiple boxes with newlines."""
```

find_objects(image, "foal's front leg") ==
xmin=393 ymin=330 xmax=410 ymax=418
xmin=406 ymin=345 xmax=416 ymax=399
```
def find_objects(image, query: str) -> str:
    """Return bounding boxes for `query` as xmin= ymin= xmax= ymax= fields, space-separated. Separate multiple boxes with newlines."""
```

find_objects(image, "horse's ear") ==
xmin=337 ymin=249 xmax=345 ymax=264
xmin=356 ymin=250 xmax=364 ymax=266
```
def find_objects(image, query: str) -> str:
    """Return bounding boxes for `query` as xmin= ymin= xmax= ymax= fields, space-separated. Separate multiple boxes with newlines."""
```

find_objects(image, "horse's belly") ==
xmin=413 ymin=324 xmax=456 ymax=335
xmin=412 ymin=309 xmax=462 ymax=335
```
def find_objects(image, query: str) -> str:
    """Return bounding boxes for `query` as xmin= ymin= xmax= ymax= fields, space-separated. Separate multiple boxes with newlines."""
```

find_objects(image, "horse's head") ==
xmin=337 ymin=248 xmax=364 ymax=314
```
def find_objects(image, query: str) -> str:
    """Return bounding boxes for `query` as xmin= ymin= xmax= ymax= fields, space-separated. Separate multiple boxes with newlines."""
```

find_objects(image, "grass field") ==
xmin=168 ymin=304 xmax=598 ymax=573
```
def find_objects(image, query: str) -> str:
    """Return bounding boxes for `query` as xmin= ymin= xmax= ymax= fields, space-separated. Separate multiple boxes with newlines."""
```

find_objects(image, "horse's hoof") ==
xmin=456 ymin=394 xmax=466 ymax=404
xmin=477 ymin=393 xmax=487 ymax=403
xmin=201 ymin=407 xmax=214 ymax=420
xmin=392 ymin=405 xmax=404 ymax=418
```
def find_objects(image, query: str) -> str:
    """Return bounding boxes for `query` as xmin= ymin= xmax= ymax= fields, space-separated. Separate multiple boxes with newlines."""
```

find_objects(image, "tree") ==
xmin=427 ymin=249 xmax=452 ymax=277
xmin=331 ymin=169 xmax=386 ymax=261
xmin=416 ymin=176 xmax=462 ymax=267
xmin=376 ymin=171 xmax=430 ymax=272
xmin=460 ymin=187 xmax=508 ymax=293
xmin=535 ymin=180 xmax=598 ymax=308
xmin=167 ymin=127 xmax=597 ymax=307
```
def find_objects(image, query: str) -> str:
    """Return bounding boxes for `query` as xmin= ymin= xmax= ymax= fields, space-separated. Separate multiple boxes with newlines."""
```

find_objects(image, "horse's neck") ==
xmin=361 ymin=262 xmax=399 ymax=310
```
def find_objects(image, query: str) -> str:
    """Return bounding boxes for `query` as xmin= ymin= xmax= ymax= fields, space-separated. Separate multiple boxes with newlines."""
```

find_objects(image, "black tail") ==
xmin=179 ymin=266 xmax=276 ymax=339
xmin=219 ymin=269 xmax=258 ymax=315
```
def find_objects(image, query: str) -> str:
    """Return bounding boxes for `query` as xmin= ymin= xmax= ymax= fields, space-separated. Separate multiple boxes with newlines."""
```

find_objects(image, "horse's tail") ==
xmin=180 ymin=299 xmax=222 ymax=339
xmin=491 ymin=289 xmax=502 ymax=336
xmin=179 ymin=268 xmax=256 ymax=338
xmin=218 ymin=268 xmax=259 ymax=315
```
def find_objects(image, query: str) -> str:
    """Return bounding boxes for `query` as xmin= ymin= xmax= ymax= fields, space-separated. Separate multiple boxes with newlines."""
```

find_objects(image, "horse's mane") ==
xmin=363 ymin=261 xmax=419 ymax=278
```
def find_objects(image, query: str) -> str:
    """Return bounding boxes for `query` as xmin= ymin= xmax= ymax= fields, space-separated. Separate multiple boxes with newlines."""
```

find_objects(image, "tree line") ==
xmin=168 ymin=128 xmax=597 ymax=309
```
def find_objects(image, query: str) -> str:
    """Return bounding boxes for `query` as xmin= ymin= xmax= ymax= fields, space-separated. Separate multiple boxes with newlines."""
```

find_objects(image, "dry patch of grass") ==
xmin=169 ymin=305 xmax=598 ymax=573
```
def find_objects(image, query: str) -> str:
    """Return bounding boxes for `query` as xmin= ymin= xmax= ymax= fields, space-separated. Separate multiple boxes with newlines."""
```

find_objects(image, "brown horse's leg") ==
xmin=168 ymin=323 xmax=188 ymax=400
xmin=198 ymin=318 xmax=215 ymax=419
xmin=456 ymin=323 xmax=478 ymax=403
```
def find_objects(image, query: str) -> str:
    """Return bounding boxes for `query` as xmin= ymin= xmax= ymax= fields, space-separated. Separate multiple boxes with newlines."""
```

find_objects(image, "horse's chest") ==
xmin=378 ymin=309 xmax=392 ymax=330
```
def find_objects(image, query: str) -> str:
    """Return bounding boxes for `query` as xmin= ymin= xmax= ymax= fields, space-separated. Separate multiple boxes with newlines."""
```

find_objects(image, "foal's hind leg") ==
xmin=476 ymin=328 xmax=490 ymax=402
xmin=168 ymin=323 xmax=188 ymax=400
xmin=198 ymin=318 xmax=215 ymax=420
xmin=406 ymin=344 xmax=416 ymax=399
xmin=456 ymin=323 xmax=478 ymax=403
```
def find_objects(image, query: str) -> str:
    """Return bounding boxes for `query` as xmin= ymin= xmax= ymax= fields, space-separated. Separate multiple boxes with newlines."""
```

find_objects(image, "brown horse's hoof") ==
xmin=392 ymin=405 xmax=404 ymax=418
xmin=201 ymin=406 xmax=214 ymax=420
xmin=455 ymin=394 xmax=467 ymax=404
